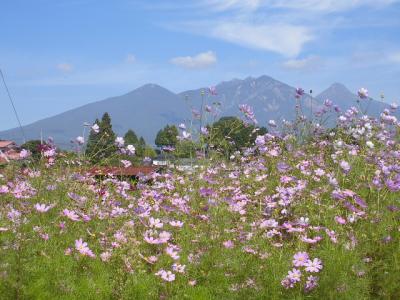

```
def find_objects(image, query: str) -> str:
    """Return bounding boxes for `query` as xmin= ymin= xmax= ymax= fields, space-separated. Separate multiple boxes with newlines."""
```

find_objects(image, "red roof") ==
xmin=87 ymin=166 xmax=159 ymax=177
xmin=0 ymin=140 xmax=16 ymax=148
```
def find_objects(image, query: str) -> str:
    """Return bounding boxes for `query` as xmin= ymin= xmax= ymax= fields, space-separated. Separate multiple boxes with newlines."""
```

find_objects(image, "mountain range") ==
xmin=0 ymin=75 xmax=393 ymax=148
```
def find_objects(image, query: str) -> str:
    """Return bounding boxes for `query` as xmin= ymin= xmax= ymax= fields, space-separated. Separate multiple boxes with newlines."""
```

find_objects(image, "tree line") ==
xmin=20 ymin=113 xmax=267 ymax=164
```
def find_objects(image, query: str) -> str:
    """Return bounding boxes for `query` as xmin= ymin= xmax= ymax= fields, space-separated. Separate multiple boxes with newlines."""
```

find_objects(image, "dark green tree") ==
xmin=175 ymin=140 xmax=198 ymax=158
xmin=85 ymin=118 xmax=100 ymax=158
xmin=209 ymin=116 xmax=267 ymax=156
xmin=136 ymin=136 xmax=146 ymax=157
xmin=155 ymin=125 xmax=178 ymax=147
xmin=20 ymin=140 xmax=43 ymax=160
xmin=85 ymin=113 xmax=117 ymax=163
xmin=124 ymin=129 xmax=139 ymax=146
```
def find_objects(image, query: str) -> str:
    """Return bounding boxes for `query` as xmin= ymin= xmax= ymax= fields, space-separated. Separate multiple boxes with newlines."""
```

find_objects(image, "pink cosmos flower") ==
xmin=76 ymin=136 xmax=84 ymax=145
xmin=121 ymin=160 xmax=132 ymax=168
xmin=19 ymin=149 xmax=31 ymax=159
xmin=63 ymin=209 xmax=80 ymax=221
xmin=169 ymin=220 xmax=184 ymax=227
xmin=126 ymin=144 xmax=135 ymax=155
xmin=75 ymin=238 xmax=95 ymax=258
xmin=172 ymin=263 xmax=186 ymax=273
xmin=158 ymin=231 xmax=171 ymax=243
xmin=155 ymin=269 xmax=175 ymax=282
xmin=115 ymin=137 xmax=125 ymax=148
xmin=334 ymin=216 xmax=347 ymax=225
xmin=340 ymin=160 xmax=351 ymax=173
xmin=91 ymin=123 xmax=100 ymax=133
xmin=304 ymin=258 xmax=323 ymax=273
xmin=149 ymin=217 xmax=163 ymax=228
xmin=292 ymin=251 xmax=309 ymax=267
xmin=304 ymin=275 xmax=319 ymax=292
xmin=100 ymin=251 xmax=112 ymax=262
xmin=282 ymin=268 xmax=301 ymax=287
xmin=358 ymin=88 xmax=368 ymax=99
xmin=188 ymin=280 xmax=197 ymax=286
xmin=0 ymin=185 xmax=9 ymax=194
xmin=209 ymin=86 xmax=217 ymax=95
xmin=223 ymin=240 xmax=234 ymax=249
xmin=34 ymin=203 xmax=52 ymax=213
xmin=165 ymin=245 xmax=180 ymax=260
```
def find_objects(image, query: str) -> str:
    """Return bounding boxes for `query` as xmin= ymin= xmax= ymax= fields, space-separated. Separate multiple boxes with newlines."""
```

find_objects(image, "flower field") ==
xmin=1 ymin=98 xmax=400 ymax=299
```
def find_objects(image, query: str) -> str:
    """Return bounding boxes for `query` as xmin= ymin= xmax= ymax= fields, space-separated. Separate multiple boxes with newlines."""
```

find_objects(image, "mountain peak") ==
xmin=125 ymin=83 xmax=176 ymax=97
xmin=329 ymin=82 xmax=351 ymax=91
xmin=137 ymin=83 xmax=165 ymax=90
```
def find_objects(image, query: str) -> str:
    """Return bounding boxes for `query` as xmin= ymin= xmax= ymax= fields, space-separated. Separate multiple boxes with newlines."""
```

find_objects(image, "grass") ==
xmin=0 ymin=108 xmax=400 ymax=299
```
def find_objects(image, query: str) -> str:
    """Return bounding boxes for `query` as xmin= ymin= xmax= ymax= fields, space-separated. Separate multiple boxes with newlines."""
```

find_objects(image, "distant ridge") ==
xmin=0 ymin=76 xmax=393 ymax=148
xmin=315 ymin=83 xmax=389 ymax=116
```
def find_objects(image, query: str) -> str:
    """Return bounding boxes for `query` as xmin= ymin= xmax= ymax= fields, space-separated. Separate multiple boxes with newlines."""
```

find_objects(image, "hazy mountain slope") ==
xmin=0 ymin=84 xmax=188 ymax=148
xmin=315 ymin=83 xmax=390 ymax=116
xmin=180 ymin=75 xmax=319 ymax=125
xmin=1 ymin=77 xmax=394 ymax=148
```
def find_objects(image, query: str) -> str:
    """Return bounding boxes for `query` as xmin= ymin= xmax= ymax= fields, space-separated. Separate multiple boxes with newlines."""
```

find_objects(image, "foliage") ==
xmin=155 ymin=125 xmax=178 ymax=147
xmin=174 ymin=140 xmax=198 ymax=158
xmin=208 ymin=116 xmax=267 ymax=156
xmin=85 ymin=113 xmax=117 ymax=163
xmin=20 ymin=140 xmax=44 ymax=160
xmin=124 ymin=129 xmax=139 ymax=146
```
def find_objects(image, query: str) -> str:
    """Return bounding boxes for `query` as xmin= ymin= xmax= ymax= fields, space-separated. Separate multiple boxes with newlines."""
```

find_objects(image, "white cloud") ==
xmin=211 ymin=22 xmax=313 ymax=57
xmin=388 ymin=52 xmax=400 ymax=63
xmin=282 ymin=55 xmax=321 ymax=70
xmin=57 ymin=63 xmax=73 ymax=72
xmin=170 ymin=51 xmax=217 ymax=69
xmin=125 ymin=54 xmax=136 ymax=64
xmin=204 ymin=0 xmax=263 ymax=11
xmin=276 ymin=0 xmax=399 ymax=12
xmin=203 ymin=0 xmax=399 ymax=12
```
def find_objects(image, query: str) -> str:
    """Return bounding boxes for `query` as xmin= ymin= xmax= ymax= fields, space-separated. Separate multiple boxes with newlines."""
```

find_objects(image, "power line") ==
xmin=0 ymin=69 xmax=26 ymax=143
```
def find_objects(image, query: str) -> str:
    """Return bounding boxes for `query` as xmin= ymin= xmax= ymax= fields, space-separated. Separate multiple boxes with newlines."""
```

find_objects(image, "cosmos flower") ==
xmin=172 ymin=263 xmax=186 ymax=273
xmin=169 ymin=220 xmax=184 ymax=227
xmin=126 ymin=144 xmax=136 ymax=155
xmin=115 ymin=137 xmax=125 ymax=148
xmin=340 ymin=160 xmax=351 ymax=173
xmin=223 ymin=240 xmax=234 ymax=249
xmin=304 ymin=276 xmax=319 ymax=292
xmin=366 ymin=141 xmax=374 ymax=149
xmin=121 ymin=160 xmax=132 ymax=168
xmin=34 ymin=203 xmax=52 ymax=213
xmin=19 ymin=149 xmax=31 ymax=159
xmin=209 ymin=86 xmax=217 ymax=95
xmin=91 ymin=123 xmax=100 ymax=133
xmin=295 ymin=88 xmax=305 ymax=99
xmin=292 ymin=252 xmax=309 ymax=267
xmin=76 ymin=136 xmax=84 ymax=145
xmin=358 ymin=88 xmax=369 ymax=99
xmin=75 ymin=239 xmax=95 ymax=257
xmin=63 ymin=209 xmax=80 ymax=221
xmin=304 ymin=258 xmax=323 ymax=273
xmin=335 ymin=216 xmax=347 ymax=225
xmin=201 ymin=127 xmax=209 ymax=136
xmin=155 ymin=269 xmax=175 ymax=282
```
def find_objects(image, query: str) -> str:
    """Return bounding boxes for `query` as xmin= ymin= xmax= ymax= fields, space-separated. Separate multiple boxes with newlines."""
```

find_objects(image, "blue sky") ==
xmin=1 ymin=0 xmax=400 ymax=131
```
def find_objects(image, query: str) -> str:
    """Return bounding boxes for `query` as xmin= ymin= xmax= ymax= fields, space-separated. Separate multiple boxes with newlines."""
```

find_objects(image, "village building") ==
xmin=0 ymin=140 xmax=21 ymax=163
